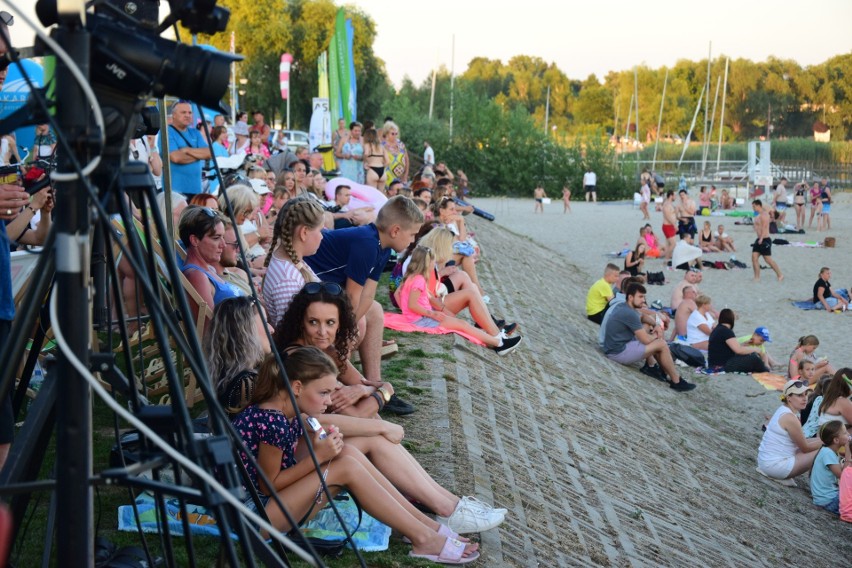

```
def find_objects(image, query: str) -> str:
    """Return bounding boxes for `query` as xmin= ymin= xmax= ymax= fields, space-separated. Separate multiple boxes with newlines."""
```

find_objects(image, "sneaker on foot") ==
xmin=640 ymin=364 xmax=667 ymax=382
xmin=382 ymin=394 xmax=416 ymax=415
xmin=493 ymin=335 xmax=522 ymax=356
xmin=436 ymin=496 xmax=506 ymax=534
xmin=669 ymin=378 xmax=696 ymax=392
xmin=501 ymin=322 xmax=518 ymax=335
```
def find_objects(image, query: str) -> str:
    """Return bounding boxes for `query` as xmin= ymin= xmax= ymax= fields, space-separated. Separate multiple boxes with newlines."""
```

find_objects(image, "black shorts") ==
xmin=752 ymin=238 xmax=772 ymax=257
xmin=440 ymin=275 xmax=455 ymax=294
xmin=584 ymin=185 xmax=596 ymax=193
xmin=0 ymin=319 xmax=13 ymax=445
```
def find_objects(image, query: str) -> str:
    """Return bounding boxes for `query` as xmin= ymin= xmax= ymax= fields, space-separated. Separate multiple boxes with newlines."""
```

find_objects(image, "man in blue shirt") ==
xmin=306 ymin=196 xmax=424 ymax=414
xmin=167 ymin=101 xmax=211 ymax=196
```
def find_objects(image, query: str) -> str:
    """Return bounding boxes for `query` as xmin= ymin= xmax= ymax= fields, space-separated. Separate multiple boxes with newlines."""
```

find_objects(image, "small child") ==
xmin=562 ymin=185 xmax=571 ymax=214
xmin=398 ymin=246 xmax=522 ymax=356
xmin=810 ymin=421 xmax=850 ymax=515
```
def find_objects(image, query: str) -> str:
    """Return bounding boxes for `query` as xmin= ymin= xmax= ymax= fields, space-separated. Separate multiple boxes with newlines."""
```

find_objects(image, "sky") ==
xmin=6 ymin=0 xmax=852 ymax=87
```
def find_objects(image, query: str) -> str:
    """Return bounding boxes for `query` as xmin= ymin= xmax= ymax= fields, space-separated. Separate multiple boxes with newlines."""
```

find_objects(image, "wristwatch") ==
xmin=376 ymin=386 xmax=391 ymax=403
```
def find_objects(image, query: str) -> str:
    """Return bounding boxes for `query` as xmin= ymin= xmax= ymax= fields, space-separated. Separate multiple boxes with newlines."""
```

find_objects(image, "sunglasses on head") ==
xmin=200 ymin=206 xmax=217 ymax=218
xmin=304 ymin=282 xmax=343 ymax=296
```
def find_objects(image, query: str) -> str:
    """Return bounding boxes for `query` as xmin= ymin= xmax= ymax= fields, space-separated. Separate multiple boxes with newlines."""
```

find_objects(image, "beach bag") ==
xmin=669 ymin=343 xmax=706 ymax=367
xmin=646 ymin=271 xmax=665 ymax=285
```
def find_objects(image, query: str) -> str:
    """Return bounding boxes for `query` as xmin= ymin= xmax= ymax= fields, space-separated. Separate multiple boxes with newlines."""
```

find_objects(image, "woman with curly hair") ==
xmin=273 ymin=283 xmax=388 ymax=418
xmin=203 ymin=296 xmax=271 ymax=416
xmin=261 ymin=195 xmax=325 ymax=327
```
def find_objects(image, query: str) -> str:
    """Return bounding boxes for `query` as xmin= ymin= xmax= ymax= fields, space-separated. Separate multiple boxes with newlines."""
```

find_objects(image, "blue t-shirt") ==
xmin=0 ymin=223 xmax=13 ymax=321
xmin=810 ymin=446 xmax=841 ymax=506
xmin=167 ymin=125 xmax=206 ymax=196
xmin=305 ymin=224 xmax=391 ymax=286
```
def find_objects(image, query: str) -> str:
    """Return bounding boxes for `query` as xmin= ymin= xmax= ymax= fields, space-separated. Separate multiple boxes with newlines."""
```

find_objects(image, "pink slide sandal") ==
xmin=409 ymin=537 xmax=480 ymax=565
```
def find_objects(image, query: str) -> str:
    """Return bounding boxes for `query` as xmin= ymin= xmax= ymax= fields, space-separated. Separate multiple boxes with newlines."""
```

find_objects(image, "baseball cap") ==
xmin=754 ymin=326 xmax=771 ymax=342
xmin=782 ymin=380 xmax=808 ymax=398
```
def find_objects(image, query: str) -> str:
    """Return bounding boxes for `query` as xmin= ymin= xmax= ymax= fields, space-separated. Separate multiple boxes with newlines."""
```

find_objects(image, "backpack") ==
xmin=669 ymin=343 xmax=706 ymax=367
xmin=646 ymin=271 xmax=666 ymax=285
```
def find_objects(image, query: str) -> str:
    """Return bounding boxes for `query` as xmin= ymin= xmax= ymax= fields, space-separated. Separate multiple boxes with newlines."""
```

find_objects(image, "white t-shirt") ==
xmin=686 ymin=310 xmax=715 ymax=346
xmin=583 ymin=171 xmax=597 ymax=186
xmin=423 ymin=146 xmax=435 ymax=166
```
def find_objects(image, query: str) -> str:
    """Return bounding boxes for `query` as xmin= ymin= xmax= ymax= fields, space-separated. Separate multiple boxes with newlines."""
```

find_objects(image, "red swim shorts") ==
xmin=662 ymin=224 xmax=676 ymax=238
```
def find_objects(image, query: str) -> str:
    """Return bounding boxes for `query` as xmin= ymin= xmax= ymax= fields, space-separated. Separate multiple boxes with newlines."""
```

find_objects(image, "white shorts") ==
xmin=757 ymin=456 xmax=794 ymax=479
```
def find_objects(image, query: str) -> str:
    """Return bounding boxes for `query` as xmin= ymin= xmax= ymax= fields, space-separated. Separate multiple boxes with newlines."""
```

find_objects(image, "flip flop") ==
xmin=409 ymin=537 xmax=480 ymax=565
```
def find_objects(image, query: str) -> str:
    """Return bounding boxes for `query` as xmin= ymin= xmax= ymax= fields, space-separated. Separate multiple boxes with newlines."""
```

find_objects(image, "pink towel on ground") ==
xmin=383 ymin=313 xmax=486 ymax=346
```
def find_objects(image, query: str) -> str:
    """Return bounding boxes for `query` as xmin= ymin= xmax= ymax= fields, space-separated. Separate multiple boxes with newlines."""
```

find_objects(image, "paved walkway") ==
xmin=418 ymin=213 xmax=852 ymax=567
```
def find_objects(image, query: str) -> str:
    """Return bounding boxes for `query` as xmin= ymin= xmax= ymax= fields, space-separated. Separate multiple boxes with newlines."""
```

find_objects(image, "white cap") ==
xmin=248 ymin=178 xmax=271 ymax=195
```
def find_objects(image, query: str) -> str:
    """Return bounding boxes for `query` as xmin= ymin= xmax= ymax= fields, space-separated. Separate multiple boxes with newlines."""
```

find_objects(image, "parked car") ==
xmin=268 ymin=129 xmax=310 ymax=152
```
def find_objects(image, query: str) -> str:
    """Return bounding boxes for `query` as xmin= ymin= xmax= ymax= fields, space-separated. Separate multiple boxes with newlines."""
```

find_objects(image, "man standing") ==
xmin=602 ymin=283 xmax=696 ymax=392
xmin=774 ymin=177 xmax=788 ymax=224
xmin=661 ymin=190 xmax=678 ymax=261
xmin=751 ymin=199 xmax=783 ymax=282
xmin=249 ymin=110 xmax=270 ymax=146
xmin=676 ymin=189 xmax=697 ymax=238
xmin=423 ymin=141 xmax=435 ymax=167
xmin=583 ymin=168 xmax=597 ymax=202
xmin=167 ymin=101 xmax=211 ymax=197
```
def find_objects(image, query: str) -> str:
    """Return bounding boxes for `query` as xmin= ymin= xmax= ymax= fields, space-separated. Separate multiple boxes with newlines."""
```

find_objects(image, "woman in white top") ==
xmin=757 ymin=380 xmax=822 ymax=484
xmin=685 ymin=295 xmax=715 ymax=350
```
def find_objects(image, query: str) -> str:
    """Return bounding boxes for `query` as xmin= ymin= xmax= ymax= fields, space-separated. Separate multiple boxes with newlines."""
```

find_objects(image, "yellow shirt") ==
xmin=586 ymin=278 xmax=614 ymax=316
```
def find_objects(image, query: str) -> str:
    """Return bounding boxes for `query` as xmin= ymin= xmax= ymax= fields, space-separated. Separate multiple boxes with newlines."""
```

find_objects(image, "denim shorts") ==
xmin=413 ymin=316 xmax=441 ymax=328
xmin=817 ymin=494 xmax=840 ymax=515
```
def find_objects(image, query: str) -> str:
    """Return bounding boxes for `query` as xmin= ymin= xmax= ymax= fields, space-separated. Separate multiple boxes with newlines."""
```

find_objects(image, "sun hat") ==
xmin=754 ymin=326 xmax=771 ymax=342
xmin=782 ymin=380 xmax=808 ymax=398
xmin=233 ymin=122 xmax=249 ymax=136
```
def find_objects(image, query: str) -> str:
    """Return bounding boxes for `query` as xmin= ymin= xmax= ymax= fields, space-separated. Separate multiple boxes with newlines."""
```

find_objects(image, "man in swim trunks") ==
xmin=676 ymin=189 xmax=697 ymax=238
xmin=533 ymin=184 xmax=546 ymax=214
xmin=661 ymin=191 xmax=678 ymax=261
xmin=774 ymin=177 xmax=788 ymax=224
xmin=751 ymin=199 xmax=783 ymax=282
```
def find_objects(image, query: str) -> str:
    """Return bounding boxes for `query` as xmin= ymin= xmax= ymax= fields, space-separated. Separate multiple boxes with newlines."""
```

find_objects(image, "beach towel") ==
xmin=752 ymin=372 xmax=788 ymax=391
xmin=118 ymin=492 xmax=391 ymax=551
xmin=791 ymin=288 xmax=849 ymax=310
xmin=384 ymin=313 xmax=486 ymax=346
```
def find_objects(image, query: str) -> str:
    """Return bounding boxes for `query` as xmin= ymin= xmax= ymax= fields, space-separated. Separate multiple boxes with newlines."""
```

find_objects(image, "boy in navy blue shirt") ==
xmin=306 ymin=196 xmax=424 ymax=414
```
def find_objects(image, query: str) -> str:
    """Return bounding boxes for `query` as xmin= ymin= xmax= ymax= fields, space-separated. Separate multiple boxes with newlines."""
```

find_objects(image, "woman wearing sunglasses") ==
xmin=274 ymin=282 xmax=389 ymax=418
xmin=273 ymin=286 xmax=508 ymax=536
xmin=179 ymin=206 xmax=246 ymax=321
xmin=756 ymin=379 xmax=823 ymax=486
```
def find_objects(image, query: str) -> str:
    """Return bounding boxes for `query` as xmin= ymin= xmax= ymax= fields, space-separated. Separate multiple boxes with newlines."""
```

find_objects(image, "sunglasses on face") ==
xmin=304 ymin=282 xmax=343 ymax=296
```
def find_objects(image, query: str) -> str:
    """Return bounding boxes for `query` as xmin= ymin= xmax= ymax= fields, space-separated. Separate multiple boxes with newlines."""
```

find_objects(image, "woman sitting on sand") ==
xmin=641 ymin=224 xmax=663 ymax=258
xmin=698 ymin=221 xmax=721 ymax=253
xmin=719 ymin=189 xmax=734 ymax=210
xmin=756 ymin=379 xmax=823 ymax=486
xmin=788 ymin=335 xmax=835 ymax=379
xmin=713 ymin=224 xmax=735 ymax=253
xmin=685 ymin=295 xmax=715 ymax=350
xmin=707 ymin=309 xmax=770 ymax=373
xmin=624 ymin=242 xmax=646 ymax=276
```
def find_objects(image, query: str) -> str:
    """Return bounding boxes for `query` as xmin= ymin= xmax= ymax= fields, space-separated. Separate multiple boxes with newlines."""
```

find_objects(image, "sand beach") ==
xmin=407 ymin=191 xmax=852 ymax=566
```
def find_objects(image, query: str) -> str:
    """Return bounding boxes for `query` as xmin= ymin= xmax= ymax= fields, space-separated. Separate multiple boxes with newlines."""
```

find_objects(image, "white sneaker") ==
xmin=436 ymin=496 xmax=506 ymax=534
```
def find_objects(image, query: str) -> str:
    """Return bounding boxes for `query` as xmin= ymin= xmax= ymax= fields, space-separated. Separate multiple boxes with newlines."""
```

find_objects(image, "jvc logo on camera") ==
xmin=105 ymin=63 xmax=127 ymax=80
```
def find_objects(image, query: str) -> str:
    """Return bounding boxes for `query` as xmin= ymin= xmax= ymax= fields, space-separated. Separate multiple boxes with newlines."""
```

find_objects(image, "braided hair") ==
xmin=264 ymin=195 xmax=325 ymax=282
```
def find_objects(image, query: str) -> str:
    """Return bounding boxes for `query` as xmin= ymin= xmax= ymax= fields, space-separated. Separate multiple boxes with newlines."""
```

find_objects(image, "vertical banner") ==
xmin=345 ymin=17 xmax=357 ymax=122
xmin=317 ymin=52 xmax=329 ymax=100
xmin=333 ymin=9 xmax=351 ymax=125
xmin=279 ymin=53 xmax=293 ymax=99
xmin=328 ymin=28 xmax=342 ymax=128
xmin=309 ymin=98 xmax=332 ymax=149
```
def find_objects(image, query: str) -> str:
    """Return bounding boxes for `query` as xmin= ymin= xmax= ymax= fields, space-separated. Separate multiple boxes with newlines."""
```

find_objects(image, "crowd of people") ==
xmin=583 ymin=173 xmax=851 ymax=524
